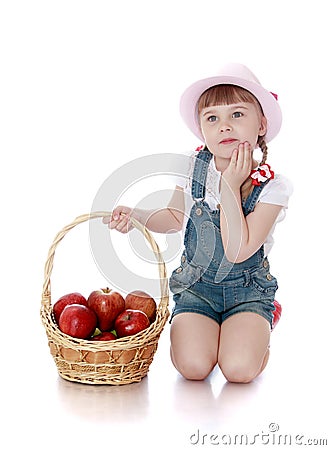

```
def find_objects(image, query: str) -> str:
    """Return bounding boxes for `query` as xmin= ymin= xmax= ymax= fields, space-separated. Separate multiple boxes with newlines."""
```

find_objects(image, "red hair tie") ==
xmin=250 ymin=164 xmax=275 ymax=186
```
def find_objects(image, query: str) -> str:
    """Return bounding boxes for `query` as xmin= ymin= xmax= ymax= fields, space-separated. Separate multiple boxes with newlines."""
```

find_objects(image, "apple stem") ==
xmin=101 ymin=287 xmax=112 ymax=294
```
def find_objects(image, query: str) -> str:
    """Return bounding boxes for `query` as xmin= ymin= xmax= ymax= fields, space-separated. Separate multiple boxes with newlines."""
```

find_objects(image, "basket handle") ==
xmin=41 ymin=211 xmax=169 ymax=315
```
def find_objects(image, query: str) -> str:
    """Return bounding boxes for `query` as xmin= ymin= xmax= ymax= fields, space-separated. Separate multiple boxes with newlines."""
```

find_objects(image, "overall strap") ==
xmin=191 ymin=148 xmax=213 ymax=200
xmin=242 ymin=179 xmax=270 ymax=216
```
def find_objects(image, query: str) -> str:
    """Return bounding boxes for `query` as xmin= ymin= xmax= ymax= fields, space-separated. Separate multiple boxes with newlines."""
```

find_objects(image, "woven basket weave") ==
xmin=40 ymin=212 xmax=169 ymax=385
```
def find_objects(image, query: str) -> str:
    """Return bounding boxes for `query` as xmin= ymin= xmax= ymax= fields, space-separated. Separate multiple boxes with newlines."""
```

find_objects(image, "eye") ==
xmin=207 ymin=115 xmax=217 ymax=123
xmin=232 ymin=111 xmax=243 ymax=118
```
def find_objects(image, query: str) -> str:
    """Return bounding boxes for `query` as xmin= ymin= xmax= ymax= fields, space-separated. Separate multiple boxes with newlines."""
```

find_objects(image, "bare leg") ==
xmin=218 ymin=312 xmax=271 ymax=383
xmin=170 ymin=313 xmax=220 ymax=380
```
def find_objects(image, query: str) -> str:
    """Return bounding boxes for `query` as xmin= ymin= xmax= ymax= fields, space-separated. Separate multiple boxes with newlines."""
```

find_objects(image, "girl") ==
xmin=104 ymin=63 xmax=292 ymax=383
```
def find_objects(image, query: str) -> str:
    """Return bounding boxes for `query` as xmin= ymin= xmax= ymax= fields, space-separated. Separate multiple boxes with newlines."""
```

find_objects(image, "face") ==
xmin=199 ymin=102 xmax=267 ymax=161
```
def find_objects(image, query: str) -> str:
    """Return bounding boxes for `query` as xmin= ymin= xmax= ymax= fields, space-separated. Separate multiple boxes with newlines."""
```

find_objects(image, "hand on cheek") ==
xmin=235 ymin=141 xmax=252 ymax=171
xmin=222 ymin=141 xmax=252 ymax=189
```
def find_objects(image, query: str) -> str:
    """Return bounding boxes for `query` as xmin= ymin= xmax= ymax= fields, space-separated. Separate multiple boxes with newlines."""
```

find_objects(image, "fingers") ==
xmin=103 ymin=206 xmax=133 ymax=233
xmin=223 ymin=142 xmax=252 ymax=189
xmin=111 ymin=214 xmax=133 ymax=233
xmin=235 ymin=141 xmax=251 ymax=170
xmin=230 ymin=148 xmax=238 ymax=165
xmin=102 ymin=215 xmax=113 ymax=225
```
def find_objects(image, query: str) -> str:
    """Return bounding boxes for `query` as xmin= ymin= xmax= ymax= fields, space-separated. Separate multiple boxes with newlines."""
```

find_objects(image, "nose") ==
xmin=219 ymin=121 xmax=232 ymax=133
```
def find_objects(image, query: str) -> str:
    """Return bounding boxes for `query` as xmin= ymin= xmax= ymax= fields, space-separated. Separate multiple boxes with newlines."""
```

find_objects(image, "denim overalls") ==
xmin=169 ymin=148 xmax=278 ymax=327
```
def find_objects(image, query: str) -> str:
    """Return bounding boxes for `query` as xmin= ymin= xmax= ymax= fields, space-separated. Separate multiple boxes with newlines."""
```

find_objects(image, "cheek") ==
xmin=200 ymin=124 xmax=211 ymax=142
xmin=252 ymin=113 xmax=267 ymax=135
xmin=244 ymin=125 xmax=261 ymax=149
xmin=248 ymin=118 xmax=264 ymax=141
xmin=200 ymin=122 xmax=218 ymax=137
xmin=202 ymin=132 xmax=217 ymax=148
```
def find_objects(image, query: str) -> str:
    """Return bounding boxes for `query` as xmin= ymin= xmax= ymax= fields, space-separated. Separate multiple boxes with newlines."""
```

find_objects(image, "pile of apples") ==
xmin=53 ymin=288 xmax=157 ymax=340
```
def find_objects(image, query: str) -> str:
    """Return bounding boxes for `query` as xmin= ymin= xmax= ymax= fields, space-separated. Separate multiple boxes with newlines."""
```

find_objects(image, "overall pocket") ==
xmin=169 ymin=258 xmax=202 ymax=294
xmin=251 ymin=268 xmax=278 ymax=295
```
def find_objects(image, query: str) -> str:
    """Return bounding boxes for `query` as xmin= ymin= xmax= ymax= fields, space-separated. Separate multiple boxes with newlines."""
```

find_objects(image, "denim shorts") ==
xmin=169 ymin=259 xmax=277 ymax=328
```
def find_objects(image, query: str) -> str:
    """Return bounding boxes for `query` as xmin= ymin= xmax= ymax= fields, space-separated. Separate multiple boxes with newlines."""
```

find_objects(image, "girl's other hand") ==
xmin=102 ymin=205 xmax=134 ymax=233
xmin=222 ymin=141 xmax=252 ymax=190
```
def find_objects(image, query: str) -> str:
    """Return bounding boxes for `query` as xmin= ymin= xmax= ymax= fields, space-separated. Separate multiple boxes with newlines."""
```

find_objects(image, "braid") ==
xmin=258 ymin=136 xmax=268 ymax=165
xmin=240 ymin=136 xmax=268 ymax=200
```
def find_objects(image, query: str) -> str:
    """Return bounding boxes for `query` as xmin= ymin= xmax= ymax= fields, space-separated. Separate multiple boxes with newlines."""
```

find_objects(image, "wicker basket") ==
xmin=40 ymin=212 xmax=169 ymax=385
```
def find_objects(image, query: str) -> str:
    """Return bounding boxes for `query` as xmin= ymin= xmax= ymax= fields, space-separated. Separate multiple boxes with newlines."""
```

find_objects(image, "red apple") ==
xmin=90 ymin=331 xmax=116 ymax=341
xmin=53 ymin=292 xmax=88 ymax=324
xmin=272 ymin=300 xmax=282 ymax=328
xmin=59 ymin=304 xmax=97 ymax=339
xmin=87 ymin=288 xmax=125 ymax=331
xmin=125 ymin=290 xmax=157 ymax=323
xmin=114 ymin=309 xmax=150 ymax=338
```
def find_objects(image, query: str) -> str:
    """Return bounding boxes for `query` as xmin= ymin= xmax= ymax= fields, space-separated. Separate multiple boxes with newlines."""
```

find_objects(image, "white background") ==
xmin=1 ymin=1 xmax=330 ymax=448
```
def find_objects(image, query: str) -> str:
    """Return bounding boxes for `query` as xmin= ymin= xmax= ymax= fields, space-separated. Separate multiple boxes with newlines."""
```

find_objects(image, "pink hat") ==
xmin=180 ymin=63 xmax=282 ymax=143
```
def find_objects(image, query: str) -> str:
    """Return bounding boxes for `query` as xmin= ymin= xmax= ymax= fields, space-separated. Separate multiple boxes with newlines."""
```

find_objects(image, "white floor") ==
xmin=3 ymin=300 xmax=329 ymax=450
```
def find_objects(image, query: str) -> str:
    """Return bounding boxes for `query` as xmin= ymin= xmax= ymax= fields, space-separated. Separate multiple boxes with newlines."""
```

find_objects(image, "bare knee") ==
xmin=170 ymin=313 xmax=220 ymax=381
xmin=220 ymin=361 xmax=258 ymax=384
xmin=220 ymin=348 xmax=270 ymax=383
xmin=177 ymin=360 xmax=215 ymax=381
xmin=171 ymin=348 xmax=215 ymax=381
xmin=218 ymin=313 xmax=271 ymax=383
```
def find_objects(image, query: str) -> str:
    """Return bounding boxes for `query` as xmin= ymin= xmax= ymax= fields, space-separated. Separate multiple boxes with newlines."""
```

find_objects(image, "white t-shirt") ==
xmin=174 ymin=151 xmax=293 ymax=256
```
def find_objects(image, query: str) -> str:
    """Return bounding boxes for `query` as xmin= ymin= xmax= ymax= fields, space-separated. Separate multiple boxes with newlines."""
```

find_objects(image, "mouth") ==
xmin=219 ymin=138 xmax=238 ymax=145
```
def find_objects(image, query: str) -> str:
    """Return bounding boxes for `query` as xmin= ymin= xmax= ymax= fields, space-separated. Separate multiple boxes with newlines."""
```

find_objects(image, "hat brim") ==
xmin=180 ymin=75 xmax=282 ymax=143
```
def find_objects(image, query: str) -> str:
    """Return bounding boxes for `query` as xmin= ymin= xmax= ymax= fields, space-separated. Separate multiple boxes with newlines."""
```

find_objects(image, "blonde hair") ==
xmin=197 ymin=84 xmax=268 ymax=199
